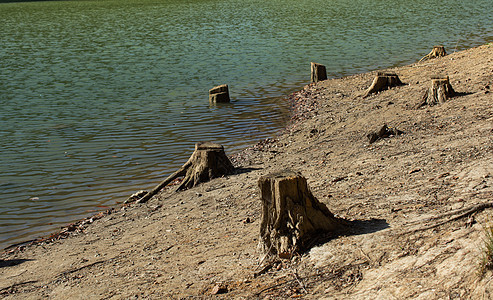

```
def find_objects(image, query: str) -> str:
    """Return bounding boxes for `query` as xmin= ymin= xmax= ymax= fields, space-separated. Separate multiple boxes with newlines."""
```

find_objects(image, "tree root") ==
xmin=400 ymin=202 xmax=493 ymax=235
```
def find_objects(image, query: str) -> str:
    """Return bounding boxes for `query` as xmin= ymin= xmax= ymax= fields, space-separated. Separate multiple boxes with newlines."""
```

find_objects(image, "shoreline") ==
xmin=1 ymin=44 xmax=492 ymax=298
xmin=2 ymin=38 xmax=491 ymax=252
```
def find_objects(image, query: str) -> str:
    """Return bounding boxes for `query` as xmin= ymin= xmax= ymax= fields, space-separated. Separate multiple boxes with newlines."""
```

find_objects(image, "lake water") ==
xmin=1 ymin=0 xmax=492 ymax=250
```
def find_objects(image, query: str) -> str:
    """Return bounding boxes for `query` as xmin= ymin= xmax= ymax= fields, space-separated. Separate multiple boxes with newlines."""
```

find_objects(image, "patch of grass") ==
xmin=479 ymin=224 xmax=493 ymax=277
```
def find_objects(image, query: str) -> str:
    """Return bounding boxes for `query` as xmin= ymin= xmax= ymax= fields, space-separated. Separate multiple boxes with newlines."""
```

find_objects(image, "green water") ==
xmin=0 ymin=0 xmax=492 ymax=249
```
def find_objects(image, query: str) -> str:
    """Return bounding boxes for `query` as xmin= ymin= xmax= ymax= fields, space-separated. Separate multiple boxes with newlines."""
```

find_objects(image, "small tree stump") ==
xmin=418 ymin=76 xmax=455 ymax=107
xmin=363 ymin=72 xmax=404 ymax=97
xmin=209 ymin=84 xmax=230 ymax=103
xmin=133 ymin=142 xmax=234 ymax=203
xmin=310 ymin=62 xmax=327 ymax=83
xmin=258 ymin=170 xmax=342 ymax=256
xmin=177 ymin=142 xmax=234 ymax=190
xmin=419 ymin=46 xmax=446 ymax=62
xmin=367 ymin=124 xmax=404 ymax=144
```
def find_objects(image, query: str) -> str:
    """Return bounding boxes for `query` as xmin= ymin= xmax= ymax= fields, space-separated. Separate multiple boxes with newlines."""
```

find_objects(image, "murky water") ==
xmin=1 ymin=0 xmax=492 ymax=249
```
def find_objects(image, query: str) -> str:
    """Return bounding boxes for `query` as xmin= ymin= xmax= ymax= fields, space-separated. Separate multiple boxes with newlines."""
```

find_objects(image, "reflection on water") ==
xmin=0 ymin=0 xmax=492 ymax=249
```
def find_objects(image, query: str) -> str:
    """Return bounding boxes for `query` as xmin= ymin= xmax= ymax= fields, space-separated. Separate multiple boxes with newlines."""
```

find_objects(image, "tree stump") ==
xmin=418 ymin=76 xmax=456 ymax=107
xmin=258 ymin=170 xmax=342 ymax=257
xmin=363 ymin=72 xmax=404 ymax=97
xmin=419 ymin=46 xmax=446 ymax=62
xmin=209 ymin=84 xmax=230 ymax=103
xmin=133 ymin=142 xmax=234 ymax=203
xmin=367 ymin=124 xmax=404 ymax=144
xmin=310 ymin=62 xmax=327 ymax=83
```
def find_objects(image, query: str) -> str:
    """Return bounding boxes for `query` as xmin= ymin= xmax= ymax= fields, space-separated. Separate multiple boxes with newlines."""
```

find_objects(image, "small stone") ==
xmin=211 ymin=284 xmax=228 ymax=295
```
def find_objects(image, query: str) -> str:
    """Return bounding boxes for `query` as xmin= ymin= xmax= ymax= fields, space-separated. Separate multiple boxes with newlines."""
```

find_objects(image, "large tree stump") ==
xmin=419 ymin=45 xmax=446 ymax=62
xmin=258 ymin=170 xmax=343 ymax=257
xmin=418 ymin=76 xmax=456 ymax=107
xmin=131 ymin=142 xmax=234 ymax=203
xmin=363 ymin=72 xmax=404 ymax=97
xmin=310 ymin=62 xmax=327 ymax=83
xmin=209 ymin=84 xmax=230 ymax=103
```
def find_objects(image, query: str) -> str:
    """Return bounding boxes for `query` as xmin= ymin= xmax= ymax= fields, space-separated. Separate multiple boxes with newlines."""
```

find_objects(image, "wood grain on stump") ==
xmin=258 ymin=170 xmax=342 ymax=257
xmin=311 ymin=62 xmax=327 ymax=83
xmin=364 ymin=72 xmax=404 ymax=97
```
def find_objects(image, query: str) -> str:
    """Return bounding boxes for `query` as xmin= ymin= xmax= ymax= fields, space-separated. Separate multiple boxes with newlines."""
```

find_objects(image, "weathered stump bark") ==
xmin=419 ymin=45 xmax=447 ymax=62
xmin=418 ymin=76 xmax=455 ymax=107
xmin=209 ymin=84 xmax=230 ymax=103
xmin=311 ymin=62 xmax=327 ymax=83
xmin=364 ymin=72 xmax=404 ymax=97
xmin=258 ymin=170 xmax=342 ymax=257
xmin=131 ymin=142 xmax=234 ymax=203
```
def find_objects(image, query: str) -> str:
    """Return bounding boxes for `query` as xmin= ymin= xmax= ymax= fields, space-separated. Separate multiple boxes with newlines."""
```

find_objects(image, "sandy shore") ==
xmin=1 ymin=44 xmax=492 ymax=299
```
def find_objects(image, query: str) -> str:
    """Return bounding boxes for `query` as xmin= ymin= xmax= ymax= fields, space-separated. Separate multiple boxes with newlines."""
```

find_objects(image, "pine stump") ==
xmin=132 ymin=142 xmax=234 ymax=203
xmin=364 ymin=72 xmax=404 ymax=97
xmin=258 ymin=170 xmax=342 ymax=257
xmin=311 ymin=62 xmax=327 ymax=83
xmin=418 ymin=76 xmax=456 ymax=107
xmin=419 ymin=45 xmax=446 ymax=62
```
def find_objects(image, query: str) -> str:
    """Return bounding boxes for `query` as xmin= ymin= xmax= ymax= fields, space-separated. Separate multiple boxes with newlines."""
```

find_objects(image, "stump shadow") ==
xmin=306 ymin=218 xmax=389 ymax=251
xmin=234 ymin=167 xmax=263 ymax=175
xmin=0 ymin=258 xmax=34 ymax=268
xmin=453 ymin=91 xmax=473 ymax=97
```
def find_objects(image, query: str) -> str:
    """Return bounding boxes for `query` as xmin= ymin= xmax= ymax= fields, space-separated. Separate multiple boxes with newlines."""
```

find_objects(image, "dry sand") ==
xmin=1 ymin=44 xmax=492 ymax=299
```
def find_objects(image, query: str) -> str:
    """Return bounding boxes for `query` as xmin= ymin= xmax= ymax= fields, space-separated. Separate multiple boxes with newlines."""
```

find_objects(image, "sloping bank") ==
xmin=1 ymin=44 xmax=492 ymax=299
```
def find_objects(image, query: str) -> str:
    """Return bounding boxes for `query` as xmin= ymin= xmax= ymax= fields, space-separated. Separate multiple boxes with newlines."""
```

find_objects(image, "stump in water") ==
xmin=311 ymin=62 xmax=327 ymax=83
xmin=133 ymin=142 xmax=234 ymax=203
xmin=258 ymin=170 xmax=343 ymax=256
xmin=209 ymin=84 xmax=230 ymax=103
xmin=418 ymin=76 xmax=456 ymax=107
xmin=364 ymin=72 xmax=404 ymax=97
xmin=419 ymin=46 xmax=446 ymax=62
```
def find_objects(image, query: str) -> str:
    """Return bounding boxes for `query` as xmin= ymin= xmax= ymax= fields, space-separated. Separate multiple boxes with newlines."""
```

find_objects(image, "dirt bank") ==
xmin=1 ymin=44 xmax=492 ymax=299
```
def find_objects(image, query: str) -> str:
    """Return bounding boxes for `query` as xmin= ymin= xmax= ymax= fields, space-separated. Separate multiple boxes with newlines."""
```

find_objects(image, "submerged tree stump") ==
xmin=418 ymin=76 xmax=456 ymax=107
xmin=419 ymin=45 xmax=447 ymax=62
xmin=311 ymin=62 xmax=327 ymax=83
xmin=133 ymin=142 xmax=234 ymax=203
xmin=258 ymin=170 xmax=342 ymax=257
xmin=363 ymin=72 xmax=404 ymax=97
xmin=209 ymin=84 xmax=231 ymax=103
